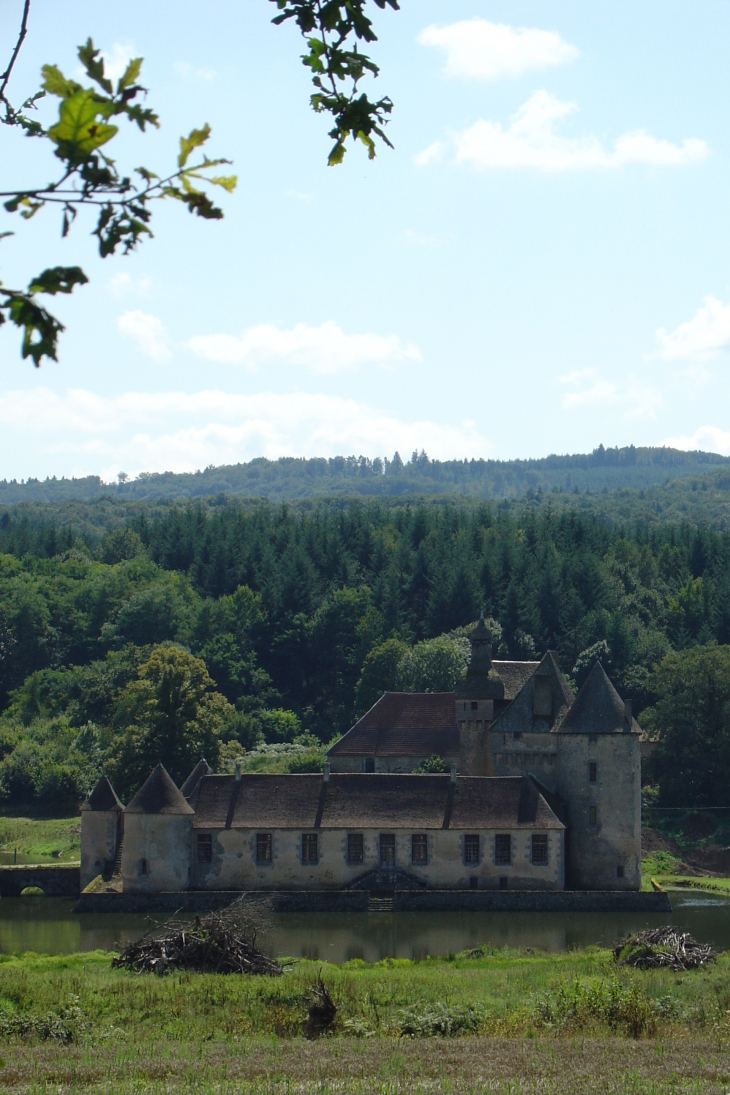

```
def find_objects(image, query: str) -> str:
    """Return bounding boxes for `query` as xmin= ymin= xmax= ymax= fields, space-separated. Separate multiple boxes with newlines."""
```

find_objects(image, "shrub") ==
xmin=532 ymin=977 xmax=676 ymax=1038
xmin=398 ymin=1003 xmax=485 ymax=1037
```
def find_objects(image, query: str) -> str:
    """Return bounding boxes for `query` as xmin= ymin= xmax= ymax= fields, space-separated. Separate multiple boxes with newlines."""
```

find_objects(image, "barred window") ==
xmin=256 ymin=832 xmax=272 ymax=863
xmin=411 ymin=834 xmax=428 ymax=865
xmin=302 ymin=833 xmax=318 ymax=864
xmin=531 ymin=834 xmax=548 ymax=865
xmin=589 ymin=806 xmax=597 ymax=825
xmin=464 ymin=834 xmax=480 ymax=865
xmin=197 ymin=833 xmax=213 ymax=863
xmin=347 ymin=833 xmax=364 ymax=864
xmin=494 ymin=833 xmax=511 ymax=866
xmin=364 ymin=758 xmax=375 ymax=773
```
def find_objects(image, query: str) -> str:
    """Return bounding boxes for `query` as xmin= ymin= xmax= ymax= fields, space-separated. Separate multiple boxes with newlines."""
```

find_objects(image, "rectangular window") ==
xmin=380 ymin=833 xmax=395 ymax=866
xmin=617 ymin=864 xmax=624 ymax=878
xmin=256 ymin=832 xmax=272 ymax=863
xmin=411 ymin=834 xmax=428 ymax=865
xmin=347 ymin=833 xmax=364 ymax=864
xmin=494 ymin=833 xmax=512 ymax=866
xmin=589 ymin=761 xmax=597 ymax=783
xmin=499 ymin=875 xmax=508 ymax=889
xmin=589 ymin=806 xmax=597 ymax=825
xmin=139 ymin=858 xmax=148 ymax=876
xmin=531 ymin=834 xmax=548 ymax=865
xmin=302 ymin=833 xmax=318 ymax=864
xmin=197 ymin=833 xmax=213 ymax=863
xmin=464 ymin=834 xmax=480 ymax=865
xmin=364 ymin=758 xmax=375 ymax=773
xmin=471 ymin=701 xmax=478 ymax=710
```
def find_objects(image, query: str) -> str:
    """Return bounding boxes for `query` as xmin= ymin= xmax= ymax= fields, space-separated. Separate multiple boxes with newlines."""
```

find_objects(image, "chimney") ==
xmin=323 ymin=761 xmax=331 ymax=782
xmin=449 ymin=764 xmax=457 ymax=785
xmin=235 ymin=759 xmax=242 ymax=781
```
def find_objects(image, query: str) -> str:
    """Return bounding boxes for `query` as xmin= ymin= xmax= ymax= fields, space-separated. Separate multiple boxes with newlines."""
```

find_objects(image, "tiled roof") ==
xmin=328 ymin=692 xmax=459 ymax=757
xmin=192 ymin=773 xmax=563 ymax=831
xmin=81 ymin=775 xmax=124 ymax=812
xmin=125 ymin=763 xmax=195 ymax=815
xmin=556 ymin=662 xmax=638 ymax=735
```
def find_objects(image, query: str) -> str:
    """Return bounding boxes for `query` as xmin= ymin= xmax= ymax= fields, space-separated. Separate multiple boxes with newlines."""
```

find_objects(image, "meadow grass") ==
xmin=1 ymin=948 xmax=730 ymax=1092
xmin=0 ymin=816 xmax=80 ymax=862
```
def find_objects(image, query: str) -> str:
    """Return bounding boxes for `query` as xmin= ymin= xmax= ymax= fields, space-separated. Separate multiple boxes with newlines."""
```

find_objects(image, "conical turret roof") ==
xmin=556 ymin=662 xmax=637 ymax=734
xmin=455 ymin=614 xmax=504 ymax=701
xmin=124 ymin=763 xmax=194 ymax=814
xmin=81 ymin=775 xmax=124 ymax=812
xmin=180 ymin=757 xmax=212 ymax=800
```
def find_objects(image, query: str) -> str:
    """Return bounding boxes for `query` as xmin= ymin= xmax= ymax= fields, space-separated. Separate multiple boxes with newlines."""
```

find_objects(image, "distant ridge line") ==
xmin=1 ymin=445 xmax=729 ymax=505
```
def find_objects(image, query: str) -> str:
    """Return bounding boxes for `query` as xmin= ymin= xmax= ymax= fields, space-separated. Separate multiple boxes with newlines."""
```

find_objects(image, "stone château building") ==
xmin=80 ymin=620 xmax=641 ymax=895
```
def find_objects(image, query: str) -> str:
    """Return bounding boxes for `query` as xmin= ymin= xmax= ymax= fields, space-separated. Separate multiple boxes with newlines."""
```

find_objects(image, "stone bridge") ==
xmin=0 ymin=864 xmax=80 ymax=897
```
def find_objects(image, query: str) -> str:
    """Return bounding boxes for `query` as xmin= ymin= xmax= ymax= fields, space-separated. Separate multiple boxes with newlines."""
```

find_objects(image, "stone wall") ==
xmin=122 ymin=814 xmax=192 ymax=893
xmin=80 ymin=811 xmax=119 ymax=889
xmin=189 ymin=826 xmax=564 ymax=891
xmin=557 ymin=733 xmax=641 ymax=890
xmin=393 ymin=889 xmax=672 ymax=912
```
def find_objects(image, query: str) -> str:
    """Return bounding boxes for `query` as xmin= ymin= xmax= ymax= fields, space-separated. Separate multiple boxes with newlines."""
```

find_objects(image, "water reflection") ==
xmin=0 ymin=893 xmax=728 ymax=960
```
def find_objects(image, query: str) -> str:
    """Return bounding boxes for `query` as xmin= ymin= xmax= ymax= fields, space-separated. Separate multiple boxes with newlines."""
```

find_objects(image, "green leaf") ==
xmin=78 ymin=39 xmax=113 ymax=94
xmin=41 ymin=65 xmax=81 ymax=99
xmin=118 ymin=57 xmax=143 ymax=91
xmin=209 ymin=175 xmax=238 ymax=193
xmin=47 ymin=90 xmax=118 ymax=158
xmin=178 ymin=125 xmax=211 ymax=168
xmin=28 ymin=267 xmax=89 ymax=296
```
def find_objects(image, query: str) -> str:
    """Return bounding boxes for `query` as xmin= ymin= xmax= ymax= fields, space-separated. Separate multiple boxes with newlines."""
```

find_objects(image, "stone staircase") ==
xmin=368 ymin=895 xmax=394 ymax=912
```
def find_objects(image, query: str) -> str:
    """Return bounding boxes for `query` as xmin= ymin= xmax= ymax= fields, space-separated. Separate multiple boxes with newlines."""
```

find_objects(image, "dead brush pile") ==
xmin=111 ymin=907 xmax=282 ymax=976
xmin=614 ymin=927 xmax=717 ymax=971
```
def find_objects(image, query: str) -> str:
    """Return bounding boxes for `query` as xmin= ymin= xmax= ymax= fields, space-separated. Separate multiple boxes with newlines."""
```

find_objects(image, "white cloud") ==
xmin=98 ymin=43 xmax=136 ymax=84
xmin=660 ymin=425 xmax=730 ymax=456
xmin=558 ymin=368 xmax=661 ymax=418
xmin=655 ymin=296 xmax=730 ymax=360
xmin=173 ymin=61 xmax=215 ymax=81
xmin=418 ymin=90 xmax=709 ymax=172
xmin=414 ymin=141 xmax=446 ymax=167
xmin=118 ymin=311 xmax=172 ymax=362
xmin=188 ymin=321 xmax=422 ymax=374
xmin=0 ymin=388 xmax=490 ymax=480
xmin=418 ymin=19 xmax=578 ymax=80
xmin=107 ymin=272 xmax=151 ymax=299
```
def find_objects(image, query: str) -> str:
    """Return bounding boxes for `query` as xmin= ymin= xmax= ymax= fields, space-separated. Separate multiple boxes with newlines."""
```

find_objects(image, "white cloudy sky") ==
xmin=2 ymin=0 xmax=730 ymax=480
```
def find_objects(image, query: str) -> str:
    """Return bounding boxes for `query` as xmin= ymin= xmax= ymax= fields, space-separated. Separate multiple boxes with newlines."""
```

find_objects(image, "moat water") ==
xmin=0 ymin=892 xmax=728 ymax=960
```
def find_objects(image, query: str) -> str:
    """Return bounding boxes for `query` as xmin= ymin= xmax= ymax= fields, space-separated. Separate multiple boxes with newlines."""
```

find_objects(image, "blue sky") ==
xmin=1 ymin=0 xmax=730 ymax=481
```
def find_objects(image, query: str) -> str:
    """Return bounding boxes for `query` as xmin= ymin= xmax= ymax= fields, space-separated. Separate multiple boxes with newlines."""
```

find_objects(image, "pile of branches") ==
xmin=112 ymin=908 xmax=282 ymax=976
xmin=303 ymin=975 xmax=337 ymax=1039
xmin=614 ymin=926 xmax=717 ymax=971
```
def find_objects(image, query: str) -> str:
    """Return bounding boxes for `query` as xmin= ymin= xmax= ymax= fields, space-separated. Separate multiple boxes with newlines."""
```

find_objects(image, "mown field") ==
xmin=1 ymin=948 xmax=730 ymax=1093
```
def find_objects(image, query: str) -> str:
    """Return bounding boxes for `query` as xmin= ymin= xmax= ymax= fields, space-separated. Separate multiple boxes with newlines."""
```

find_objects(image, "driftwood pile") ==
xmin=112 ymin=909 xmax=282 ymax=976
xmin=614 ymin=926 xmax=717 ymax=971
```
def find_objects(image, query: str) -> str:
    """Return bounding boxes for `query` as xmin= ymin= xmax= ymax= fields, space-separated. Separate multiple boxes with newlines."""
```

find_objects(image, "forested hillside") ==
xmin=1 ymin=496 xmax=729 ymax=810
xmin=1 ymin=445 xmax=728 ymax=504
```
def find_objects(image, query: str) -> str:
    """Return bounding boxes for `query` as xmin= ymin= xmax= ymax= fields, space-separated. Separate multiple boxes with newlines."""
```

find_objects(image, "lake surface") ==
xmin=1 ymin=892 xmax=729 ymax=961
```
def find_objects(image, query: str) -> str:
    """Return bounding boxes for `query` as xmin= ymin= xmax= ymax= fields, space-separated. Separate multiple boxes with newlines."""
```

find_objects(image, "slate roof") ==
xmin=556 ymin=662 xmax=639 ymax=735
xmin=125 ymin=763 xmax=195 ymax=815
xmin=328 ymin=692 xmax=459 ymax=758
xmin=81 ymin=775 xmax=124 ymax=812
xmin=192 ymin=773 xmax=563 ymax=831
xmin=492 ymin=661 xmax=540 ymax=700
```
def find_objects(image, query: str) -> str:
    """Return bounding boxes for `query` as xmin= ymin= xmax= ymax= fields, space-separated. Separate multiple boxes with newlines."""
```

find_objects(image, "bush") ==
xmin=533 ymin=977 xmax=676 ymax=1037
xmin=398 ymin=1003 xmax=485 ymax=1037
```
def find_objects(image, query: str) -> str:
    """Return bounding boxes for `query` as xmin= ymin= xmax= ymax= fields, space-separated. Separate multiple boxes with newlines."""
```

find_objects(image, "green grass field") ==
xmin=0 ymin=816 xmax=80 ymax=862
xmin=0 ymin=948 xmax=729 ymax=1092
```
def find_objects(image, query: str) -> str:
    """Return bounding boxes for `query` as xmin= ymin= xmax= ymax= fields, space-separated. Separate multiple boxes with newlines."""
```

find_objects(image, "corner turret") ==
xmin=79 ymin=776 xmax=124 ymax=889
